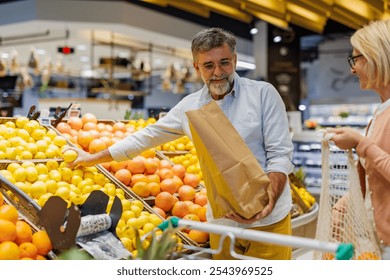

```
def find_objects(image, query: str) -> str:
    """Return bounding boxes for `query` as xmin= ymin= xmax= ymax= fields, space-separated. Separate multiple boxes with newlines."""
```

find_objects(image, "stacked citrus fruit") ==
xmin=0 ymin=192 xmax=52 ymax=260
xmin=0 ymin=117 xmax=68 ymax=160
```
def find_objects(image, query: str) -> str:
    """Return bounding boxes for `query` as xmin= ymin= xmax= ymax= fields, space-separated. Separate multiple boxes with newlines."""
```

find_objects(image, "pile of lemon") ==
xmin=0 ymin=117 xmax=68 ymax=160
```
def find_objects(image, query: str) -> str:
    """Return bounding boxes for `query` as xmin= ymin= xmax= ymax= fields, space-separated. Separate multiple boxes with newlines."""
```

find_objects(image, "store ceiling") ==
xmin=138 ymin=0 xmax=390 ymax=34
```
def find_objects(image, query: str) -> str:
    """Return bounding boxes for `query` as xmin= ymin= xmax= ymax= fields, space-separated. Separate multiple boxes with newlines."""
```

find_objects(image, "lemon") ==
xmin=25 ymin=166 xmax=39 ymax=182
xmin=13 ymin=167 xmax=27 ymax=182
xmin=15 ymin=116 xmax=29 ymax=128
xmin=37 ymin=174 xmax=49 ymax=182
xmin=53 ymin=135 xmax=67 ymax=147
xmin=5 ymin=147 xmax=17 ymax=159
xmin=63 ymin=150 xmax=78 ymax=163
xmin=70 ymin=194 xmax=84 ymax=205
xmin=120 ymin=237 xmax=133 ymax=251
xmin=130 ymin=205 xmax=142 ymax=218
xmin=45 ymin=149 xmax=58 ymax=158
xmin=143 ymin=222 xmax=155 ymax=234
xmin=49 ymin=169 xmax=62 ymax=182
xmin=124 ymin=226 xmax=137 ymax=239
xmin=45 ymin=179 xmax=58 ymax=194
xmin=71 ymin=175 xmax=83 ymax=186
xmin=34 ymin=151 xmax=47 ymax=159
xmin=36 ymin=163 xmax=49 ymax=174
xmin=60 ymin=167 xmax=73 ymax=182
xmin=30 ymin=181 xmax=47 ymax=199
xmin=131 ymin=200 xmax=144 ymax=211
xmin=20 ymin=150 xmax=33 ymax=159
xmin=121 ymin=199 xmax=132 ymax=211
xmin=126 ymin=217 xmax=141 ymax=229
xmin=46 ymin=160 xmax=59 ymax=171
xmin=137 ymin=215 xmax=150 ymax=227
xmin=149 ymin=214 xmax=162 ymax=226
xmin=31 ymin=128 xmax=46 ymax=141
xmin=7 ymin=162 xmax=21 ymax=173
xmin=121 ymin=210 xmax=136 ymax=221
xmin=104 ymin=183 xmax=116 ymax=196
xmin=15 ymin=182 xmax=30 ymax=194
xmin=55 ymin=186 xmax=70 ymax=200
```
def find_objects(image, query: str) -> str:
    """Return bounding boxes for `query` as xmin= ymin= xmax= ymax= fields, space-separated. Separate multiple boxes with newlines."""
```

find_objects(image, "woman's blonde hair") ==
xmin=351 ymin=20 xmax=390 ymax=88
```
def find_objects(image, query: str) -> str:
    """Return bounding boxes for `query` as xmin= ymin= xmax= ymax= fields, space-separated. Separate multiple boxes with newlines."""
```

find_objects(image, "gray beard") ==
xmin=207 ymin=74 xmax=234 ymax=96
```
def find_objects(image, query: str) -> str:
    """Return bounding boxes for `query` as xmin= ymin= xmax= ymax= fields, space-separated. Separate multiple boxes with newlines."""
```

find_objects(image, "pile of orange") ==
xmin=0 ymin=194 xmax=53 ymax=260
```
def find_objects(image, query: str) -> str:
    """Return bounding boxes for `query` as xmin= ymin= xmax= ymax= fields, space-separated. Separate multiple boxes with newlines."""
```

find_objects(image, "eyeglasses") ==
xmin=197 ymin=58 xmax=233 ymax=72
xmin=348 ymin=54 xmax=363 ymax=68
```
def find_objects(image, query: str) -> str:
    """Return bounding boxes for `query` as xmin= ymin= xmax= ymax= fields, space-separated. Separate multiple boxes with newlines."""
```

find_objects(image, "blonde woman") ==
xmin=328 ymin=20 xmax=390 ymax=258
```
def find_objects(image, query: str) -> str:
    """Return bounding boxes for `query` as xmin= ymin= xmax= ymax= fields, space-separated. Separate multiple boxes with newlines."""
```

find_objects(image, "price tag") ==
xmin=68 ymin=103 xmax=81 ymax=118
xmin=40 ymin=117 xmax=52 ymax=126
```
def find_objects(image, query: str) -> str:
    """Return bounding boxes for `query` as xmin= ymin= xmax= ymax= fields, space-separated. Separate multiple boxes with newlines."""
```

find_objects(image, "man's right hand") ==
xmin=62 ymin=146 xmax=97 ymax=168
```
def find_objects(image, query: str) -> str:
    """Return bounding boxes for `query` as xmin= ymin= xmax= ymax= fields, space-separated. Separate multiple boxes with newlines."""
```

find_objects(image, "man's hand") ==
xmin=62 ymin=146 xmax=113 ymax=168
xmin=224 ymin=172 xmax=287 ymax=224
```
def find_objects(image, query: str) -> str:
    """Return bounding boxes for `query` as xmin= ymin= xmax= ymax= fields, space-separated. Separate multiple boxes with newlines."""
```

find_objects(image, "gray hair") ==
xmin=191 ymin=28 xmax=236 ymax=62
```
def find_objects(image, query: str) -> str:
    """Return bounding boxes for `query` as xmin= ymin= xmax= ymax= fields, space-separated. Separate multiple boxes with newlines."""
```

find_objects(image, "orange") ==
xmin=127 ymin=156 xmax=146 ymax=174
xmin=83 ymin=122 xmax=97 ymax=131
xmin=148 ymin=182 xmax=161 ymax=196
xmin=160 ymin=178 xmax=178 ymax=194
xmin=178 ymin=185 xmax=196 ymax=201
xmin=112 ymin=122 xmax=127 ymax=132
xmin=110 ymin=160 xmax=128 ymax=173
xmin=322 ymin=253 xmax=335 ymax=260
xmin=0 ymin=204 xmax=19 ymax=224
xmin=146 ymin=174 xmax=160 ymax=184
xmin=183 ymin=173 xmax=200 ymax=188
xmin=0 ymin=241 xmax=20 ymax=260
xmin=158 ymin=168 xmax=174 ymax=181
xmin=183 ymin=213 xmax=200 ymax=222
xmin=88 ymin=139 xmax=107 ymax=154
xmin=172 ymin=175 xmax=184 ymax=189
xmin=32 ymin=230 xmax=53 ymax=256
xmin=15 ymin=220 xmax=33 ymax=244
xmin=197 ymin=206 xmax=207 ymax=222
xmin=77 ymin=130 xmax=94 ymax=149
xmin=188 ymin=203 xmax=202 ymax=216
xmin=0 ymin=219 xmax=17 ymax=242
xmin=56 ymin=122 xmax=72 ymax=135
xmin=36 ymin=254 xmax=47 ymax=260
xmin=114 ymin=169 xmax=132 ymax=186
xmin=171 ymin=201 xmax=189 ymax=218
xmin=152 ymin=206 xmax=166 ymax=219
xmin=131 ymin=174 xmax=148 ymax=186
xmin=144 ymin=158 xmax=159 ymax=174
xmin=67 ymin=117 xmax=83 ymax=131
xmin=159 ymin=159 xmax=172 ymax=170
xmin=155 ymin=192 xmax=175 ymax=212
xmin=194 ymin=193 xmax=208 ymax=207
xmin=357 ymin=252 xmax=380 ymax=260
xmin=19 ymin=242 xmax=38 ymax=259
xmin=188 ymin=229 xmax=209 ymax=243
xmin=171 ymin=164 xmax=186 ymax=179
xmin=81 ymin=113 xmax=98 ymax=125
xmin=132 ymin=182 xmax=151 ymax=198
xmin=140 ymin=148 xmax=156 ymax=159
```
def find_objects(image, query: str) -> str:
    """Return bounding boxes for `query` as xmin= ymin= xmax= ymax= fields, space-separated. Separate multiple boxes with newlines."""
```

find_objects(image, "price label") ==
xmin=40 ymin=117 xmax=52 ymax=126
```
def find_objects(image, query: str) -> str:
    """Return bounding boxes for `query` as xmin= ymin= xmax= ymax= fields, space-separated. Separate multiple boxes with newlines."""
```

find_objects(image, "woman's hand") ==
xmin=327 ymin=127 xmax=364 ymax=150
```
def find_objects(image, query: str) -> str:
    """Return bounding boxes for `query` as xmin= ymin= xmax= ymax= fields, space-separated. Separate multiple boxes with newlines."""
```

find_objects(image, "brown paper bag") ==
xmin=186 ymin=101 xmax=269 ymax=219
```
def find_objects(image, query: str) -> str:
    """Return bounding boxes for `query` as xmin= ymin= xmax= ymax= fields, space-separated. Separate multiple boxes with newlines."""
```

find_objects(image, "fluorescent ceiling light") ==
xmin=237 ymin=60 xmax=256 ymax=70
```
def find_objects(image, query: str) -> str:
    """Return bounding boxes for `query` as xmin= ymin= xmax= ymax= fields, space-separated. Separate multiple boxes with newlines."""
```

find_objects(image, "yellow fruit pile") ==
xmin=0 ymin=117 xmax=68 ymax=160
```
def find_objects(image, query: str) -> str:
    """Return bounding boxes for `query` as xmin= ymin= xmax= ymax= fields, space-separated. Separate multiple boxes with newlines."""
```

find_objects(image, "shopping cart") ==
xmin=152 ymin=217 xmax=353 ymax=260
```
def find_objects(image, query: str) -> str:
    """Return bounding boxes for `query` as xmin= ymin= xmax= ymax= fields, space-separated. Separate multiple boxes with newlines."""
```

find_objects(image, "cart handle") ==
xmin=158 ymin=217 xmax=354 ymax=260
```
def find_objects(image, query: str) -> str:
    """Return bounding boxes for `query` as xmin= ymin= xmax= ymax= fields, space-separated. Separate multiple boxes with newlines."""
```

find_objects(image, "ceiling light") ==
xmin=237 ymin=60 xmax=256 ymax=70
xmin=273 ymin=35 xmax=282 ymax=43
xmin=250 ymin=26 xmax=258 ymax=35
